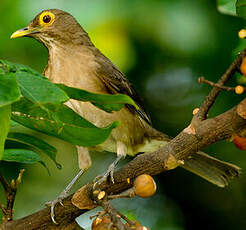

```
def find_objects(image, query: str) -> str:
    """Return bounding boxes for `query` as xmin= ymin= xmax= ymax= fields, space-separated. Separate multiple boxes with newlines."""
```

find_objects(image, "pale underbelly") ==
xmin=65 ymin=99 xmax=159 ymax=156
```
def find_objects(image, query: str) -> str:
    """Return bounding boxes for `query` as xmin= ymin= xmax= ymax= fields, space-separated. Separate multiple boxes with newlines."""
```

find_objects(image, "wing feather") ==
xmin=94 ymin=49 xmax=151 ymax=125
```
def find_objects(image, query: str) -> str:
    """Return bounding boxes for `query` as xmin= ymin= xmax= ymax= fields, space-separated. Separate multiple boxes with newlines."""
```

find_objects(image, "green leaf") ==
xmin=2 ymin=148 xmax=49 ymax=173
xmin=57 ymin=84 xmax=139 ymax=112
xmin=7 ymin=132 xmax=61 ymax=169
xmin=0 ymin=60 xmax=69 ymax=105
xmin=92 ymin=102 xmax=123 ymax=113
xmin=236 ymin=0 xmax=246 ymax=18
xmin=11 ymin=98 xmax=120 ymax=147
xmin=123 ymin=211 xmax=137 ymax=221
xmin=0 ymin=60 xmax=42 ymax=77
xmin=0 ymin=73 xmax=21 ymax=107
xmin=2 ymin=148 xmax=41 ymax=164
xmin=10 ymin=120 xmax=22 ymax=128
xmin=217 ymin=0 xmax=237 ymax=16
xmin=16 ymin=72 xmax=69 ymax=104
xmin=0 ymin=105 xmax=11 ymax=160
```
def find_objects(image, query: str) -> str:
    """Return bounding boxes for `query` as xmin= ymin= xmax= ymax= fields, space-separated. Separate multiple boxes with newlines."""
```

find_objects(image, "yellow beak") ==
xmin=10 ymin=27 xmax=40 ymax=39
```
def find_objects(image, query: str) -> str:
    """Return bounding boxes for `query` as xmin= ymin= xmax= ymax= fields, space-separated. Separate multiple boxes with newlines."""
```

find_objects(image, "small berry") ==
xmin=97 ymin=191 xmax=106 ymax=200
xmin=133 ymin=174 xmax=156 ymax=198
xmin=136 ymin=226 xmax=150 ymax=230
xmin=235 ymin=85 xmax=244 ymax=95
xmin=125 ymin=220 xmax=140 ymax=227
xmin=91 ymin=217 xmax=102 ymax=229
xmin=234 ymin=135 xmax=246 ymax=150
xmin=192 ymin=108 xmax=199 ymax=115
xmin=241 ymin=57 xmax=246 ymax=76
xmin=238 ymin=29 xmax=246 ymax=39
xmin=92 ymin=217 xmax=114 ymax=230
xmin=101 ymin=216 xmax=111 ymax=224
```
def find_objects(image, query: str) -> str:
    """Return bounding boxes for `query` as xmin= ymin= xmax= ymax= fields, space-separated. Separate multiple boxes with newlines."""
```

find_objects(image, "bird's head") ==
xmin=11 ymin=9 xmax=92 ymax=47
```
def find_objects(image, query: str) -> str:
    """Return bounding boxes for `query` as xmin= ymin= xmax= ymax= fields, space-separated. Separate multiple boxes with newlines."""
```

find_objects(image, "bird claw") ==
xmin=93 ymin=165 xmax=115 ymax=189
xmin=45 ymin=191 xmax=68 ymax=224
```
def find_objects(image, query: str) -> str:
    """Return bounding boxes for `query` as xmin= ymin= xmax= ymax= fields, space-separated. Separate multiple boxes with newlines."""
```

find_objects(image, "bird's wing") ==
xmin=95 ymin=51 xmax=151 ymax=125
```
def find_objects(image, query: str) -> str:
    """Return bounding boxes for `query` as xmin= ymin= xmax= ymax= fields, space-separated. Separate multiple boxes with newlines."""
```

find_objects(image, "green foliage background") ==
xmin=1 ymin=0 xmax=246 ymax=229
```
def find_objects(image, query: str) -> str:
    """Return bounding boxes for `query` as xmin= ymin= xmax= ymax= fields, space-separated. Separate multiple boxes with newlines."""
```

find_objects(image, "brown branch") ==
xmin=1 ymin=98 xmax=246 ymax=230
xmin=194 ymin=48 xmax=246 ymax=121
xmin=0 ymin=173 xmax=10 ymax=193
xmin=92 ymin=190 xmax=134 ymax=230
xmin=198 ymin=77 xmax=242 ymax=91
xmin=99 ymin=200 xmax=126 ymax=230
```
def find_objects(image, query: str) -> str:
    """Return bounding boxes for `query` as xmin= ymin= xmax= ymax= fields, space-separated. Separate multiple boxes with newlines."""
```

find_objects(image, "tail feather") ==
xmin=182 ymin=151 xmax=241 ymax=187
xmin=145 ymin=128 xmax=241 ymax=187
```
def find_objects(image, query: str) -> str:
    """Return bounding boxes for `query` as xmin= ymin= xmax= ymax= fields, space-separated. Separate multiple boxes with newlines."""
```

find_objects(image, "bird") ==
xmin=11 ymin=9 xmax=240 ymax=223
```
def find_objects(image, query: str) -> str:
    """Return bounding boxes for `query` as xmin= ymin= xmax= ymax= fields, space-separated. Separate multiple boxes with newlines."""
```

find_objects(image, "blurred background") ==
xmin=1 ymin=0 xmax=246 ymax=229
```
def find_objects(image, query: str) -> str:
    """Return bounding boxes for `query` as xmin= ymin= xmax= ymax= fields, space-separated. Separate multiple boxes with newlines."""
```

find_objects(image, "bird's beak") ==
xmin=10 ymin=27 xmax=40 ymax=39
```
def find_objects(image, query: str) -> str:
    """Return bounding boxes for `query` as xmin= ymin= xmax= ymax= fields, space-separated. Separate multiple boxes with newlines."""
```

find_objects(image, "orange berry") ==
xmin=192 ymin=108 xmax=199 ymax=115
xmin=133 ymin=174 xmax=156 ymax=198
xmin=91 ymin=217 xmax=102 ymax=229
xmin=241 ymin=57 xmax=246 ymax=76
xmin=136 ymin=226 xmax=150 ymax=230
xmin=235 ymin=85 xmax=244 ymax=94
xmin=238 ymin=29 xmax=246 ymax=39
xmin=234 ymin=135 xmax=246 ymax=150
xmin=125 ymin=220 xmax=141 ymax=227
xmin=102 ymin=216 xmax=111 ymax=224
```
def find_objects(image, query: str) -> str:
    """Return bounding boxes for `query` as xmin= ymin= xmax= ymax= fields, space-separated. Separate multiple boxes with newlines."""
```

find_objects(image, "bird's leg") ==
xmin=46 ymin=147 xmax=91 ymax=224
xmin=45 ymin=169 xmax=84 ymax=224
xmin=94 ymin=142 xmax=127 ymax=187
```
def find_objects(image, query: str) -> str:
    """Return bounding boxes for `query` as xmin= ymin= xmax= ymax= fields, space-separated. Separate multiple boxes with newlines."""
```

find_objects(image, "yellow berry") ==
xmin=91 ymin=217 xmax=102 ymax=229
xmin=133 ymin=174 xmax=156 ymax=198
xmin=235 ymin=85 xmax=244 ymax=94
xmin=97 ymin=191 xmax=106 ymax=200
xmin=238 ymin=29 xmax=246 ymax=39
xmin=192 ymin=108 xmax=199 ymax=115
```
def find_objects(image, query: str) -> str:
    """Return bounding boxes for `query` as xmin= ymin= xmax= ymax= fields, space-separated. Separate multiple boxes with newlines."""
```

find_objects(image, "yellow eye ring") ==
xmin=39 ymin=11 xmax=55 ymax=27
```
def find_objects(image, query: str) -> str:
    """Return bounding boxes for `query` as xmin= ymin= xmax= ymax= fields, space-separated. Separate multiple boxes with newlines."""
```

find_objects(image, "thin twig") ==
xmin=194 ymin=48 xmax=246 ymax=121
xmin=198 ymin=77 xmax=240 ymax=91
xmin=108 ymin=188 xmax=135 ymax=200
xmin=100 ymin=200 xmax=127 ymax=230
xmin=117 ymin=212 xmax=135 ymax=227
xmin=92 ymin=190 xmax=128 ymax=230
xmin=0 ymin=170 xmax=25 ymax=223
xmin=0 ymin=173 xmax=10 ymax=193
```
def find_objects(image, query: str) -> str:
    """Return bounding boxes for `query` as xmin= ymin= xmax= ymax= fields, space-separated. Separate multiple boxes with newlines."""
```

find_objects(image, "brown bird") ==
xmin=11 ymin=9 xmax=240 ymax=222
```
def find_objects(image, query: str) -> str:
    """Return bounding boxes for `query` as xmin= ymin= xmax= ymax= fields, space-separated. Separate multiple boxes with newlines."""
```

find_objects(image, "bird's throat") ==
xmin=43 ymin=45 xmax=107 ymax=93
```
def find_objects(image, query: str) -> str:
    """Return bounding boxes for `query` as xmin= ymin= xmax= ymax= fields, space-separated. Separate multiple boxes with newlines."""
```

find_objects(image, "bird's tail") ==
xmin=182 ymin=151 xmax=241 ymax=187
xmin=145 ymin=127 xmax=241 ymax=187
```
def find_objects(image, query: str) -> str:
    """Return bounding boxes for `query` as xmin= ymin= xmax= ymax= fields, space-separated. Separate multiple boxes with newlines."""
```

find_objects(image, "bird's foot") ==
xmin=45 ymin=190 xmax=68 ymax=224
xmin=45 ymin=169 xmax=84 ymax=224
xmin=93 ymin=164 xmax=116 ymax=189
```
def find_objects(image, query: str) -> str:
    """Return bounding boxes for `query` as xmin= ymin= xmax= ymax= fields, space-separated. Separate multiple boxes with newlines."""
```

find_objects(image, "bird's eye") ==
xmin=39 ymin=11 xmax=55 ymax=27
xmin=43 ymin=15 xmax=51 ymax=23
